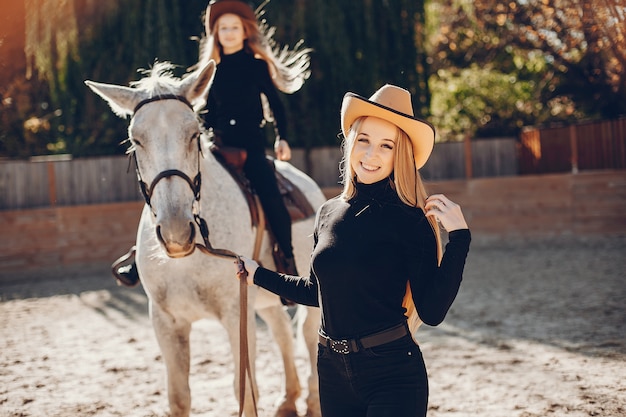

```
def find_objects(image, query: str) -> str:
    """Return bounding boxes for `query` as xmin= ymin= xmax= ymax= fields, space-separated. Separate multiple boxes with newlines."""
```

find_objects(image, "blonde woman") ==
xmin=238 ymin=84 xmax=471 ymax=416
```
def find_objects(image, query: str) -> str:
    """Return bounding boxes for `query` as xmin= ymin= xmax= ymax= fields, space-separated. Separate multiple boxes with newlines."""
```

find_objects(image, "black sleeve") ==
xmin=255 ymin=60 xmax=288 ymax=139
xmin=202 ymin=89 xmax=217 ymax=130
xmin=253 ymin=267 xmax=320 ymax=307
xmin=407 ymin=221 xmax=471 ymax=326
xmin=252 ymin=207 xmax=322 ymax=306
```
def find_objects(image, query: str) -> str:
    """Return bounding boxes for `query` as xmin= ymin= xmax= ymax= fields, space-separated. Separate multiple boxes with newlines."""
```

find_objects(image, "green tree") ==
xmin=476 ymin=0 xmax=625 ymax=118
xmin=2 ymin=0 xmax=431 ymax=158
xmin=1 ymin=0 xmax=206 ymax=158
xmin=264 ymin=0 xmax=431 ymax=149
xmin=427 ymin=0 xmax=626 ymax=141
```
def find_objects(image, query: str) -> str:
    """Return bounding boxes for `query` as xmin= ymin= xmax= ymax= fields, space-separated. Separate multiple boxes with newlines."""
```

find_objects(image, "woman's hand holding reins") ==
xmin=425 ymin=194 xmax=469 ymax=232
xmin=274 ymin=139 xmax=292 ymax=161
xmin=235 ymin=255 xmax=258 ymax=285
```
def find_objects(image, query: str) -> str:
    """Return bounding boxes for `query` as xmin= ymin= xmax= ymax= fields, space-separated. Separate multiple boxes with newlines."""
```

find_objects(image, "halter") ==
xmin=130 ymin=95 xmax=240 ymax=255
xmin=130 ymin=95 xmax=202 ymax=212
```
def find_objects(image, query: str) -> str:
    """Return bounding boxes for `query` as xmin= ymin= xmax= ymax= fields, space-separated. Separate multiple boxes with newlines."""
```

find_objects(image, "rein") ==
xmin=131 ymin=95 xmax=258 ymax=417
xmin=194 ymin=215 xmax=258 ymax=417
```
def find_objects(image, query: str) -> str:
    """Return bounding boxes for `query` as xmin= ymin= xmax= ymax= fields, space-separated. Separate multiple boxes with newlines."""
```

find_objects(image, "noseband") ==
xmin=129 ymin=94 xmax=240 ymax=259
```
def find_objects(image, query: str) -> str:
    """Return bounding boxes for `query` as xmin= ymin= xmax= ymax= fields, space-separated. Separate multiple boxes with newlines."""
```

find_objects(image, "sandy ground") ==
xmin=1 ymin=235 xmax=625 ymax=417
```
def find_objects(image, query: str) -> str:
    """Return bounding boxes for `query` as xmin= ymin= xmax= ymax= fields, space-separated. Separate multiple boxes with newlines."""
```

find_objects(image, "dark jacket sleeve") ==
xmin=202 ymin=89 xmax=217 ymax=130
xmin=253 ymin=267 xmax=320 ymax=307
xmin=255 ymin=60 xmax=288 ymax=140
xmin=252 ymin=207 xmax=321 ymax=306
xmin=407 ymin=220 xmax=471 ymax=326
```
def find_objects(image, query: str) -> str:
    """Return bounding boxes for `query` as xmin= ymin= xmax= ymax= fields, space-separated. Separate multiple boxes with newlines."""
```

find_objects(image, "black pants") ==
xmin=243 ymin=151 xmax=294 ymax=258
xmin=317 ymin=334 xmax=428 ymax=417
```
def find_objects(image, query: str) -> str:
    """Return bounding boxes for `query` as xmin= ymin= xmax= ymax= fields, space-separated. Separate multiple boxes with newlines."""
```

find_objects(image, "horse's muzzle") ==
xmin=155 ymin=222 xmax=197 ymax=258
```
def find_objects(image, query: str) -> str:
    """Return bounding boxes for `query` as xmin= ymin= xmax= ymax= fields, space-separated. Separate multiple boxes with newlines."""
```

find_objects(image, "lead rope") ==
xmin=194 ymin=214 xmax=259 ymax=417
xmin=237 ymin=262 xmax=254 ymax=417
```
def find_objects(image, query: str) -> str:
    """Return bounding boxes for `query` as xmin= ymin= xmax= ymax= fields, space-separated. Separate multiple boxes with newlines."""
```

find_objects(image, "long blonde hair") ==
xmin=339 ymin=116 xmax=443 ymax=335
xmin=198 ymin=2 xmax=311 ymax=94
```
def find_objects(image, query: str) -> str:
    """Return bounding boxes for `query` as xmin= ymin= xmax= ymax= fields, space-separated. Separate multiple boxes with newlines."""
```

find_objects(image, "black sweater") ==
xmin=202 ymin=48 xmax=288 ymax=153
xmin=254 ymin=178 xmax=471 ymax=339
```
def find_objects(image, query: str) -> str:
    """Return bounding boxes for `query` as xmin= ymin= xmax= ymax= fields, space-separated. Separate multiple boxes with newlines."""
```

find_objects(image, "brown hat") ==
xmin=341 ymin=84 xmax=436 ymax=170
xmin=205 ymin=0 xmax=256 ymax=33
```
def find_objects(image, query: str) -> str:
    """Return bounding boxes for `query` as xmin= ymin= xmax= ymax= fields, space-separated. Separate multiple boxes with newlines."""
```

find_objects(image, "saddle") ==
xmin=209 ymin=142 xmax=316 ymax=269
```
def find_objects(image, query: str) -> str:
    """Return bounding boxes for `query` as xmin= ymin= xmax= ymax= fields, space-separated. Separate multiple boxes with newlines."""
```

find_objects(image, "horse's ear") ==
xmin=85 ymin=80 xmax=143 ymax=118
xmin=181 ymin=60 xmax=216 ymax=112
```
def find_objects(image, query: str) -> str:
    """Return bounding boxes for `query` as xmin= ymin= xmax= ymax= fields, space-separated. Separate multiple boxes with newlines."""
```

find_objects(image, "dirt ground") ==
xmin=1 ymin=235 xmax=625 ymax=417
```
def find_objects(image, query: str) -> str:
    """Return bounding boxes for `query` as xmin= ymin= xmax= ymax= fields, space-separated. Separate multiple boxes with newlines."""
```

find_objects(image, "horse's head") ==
xmin=86 ymin=61 xmax=215 ymax=258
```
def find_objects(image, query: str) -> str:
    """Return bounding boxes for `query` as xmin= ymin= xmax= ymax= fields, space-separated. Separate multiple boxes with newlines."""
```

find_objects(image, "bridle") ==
xmin=132 ymin=95 xmax=202 ymax=213
xmin=129 ymin=94 xmax=258 ymax=417
xmin=130 ymin=94 xmax=238 ymax=258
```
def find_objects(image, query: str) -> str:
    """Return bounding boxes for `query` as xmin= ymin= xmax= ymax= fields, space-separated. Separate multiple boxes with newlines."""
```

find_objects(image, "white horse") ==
xmin=85 ymin=61 xmax=325 ymax=417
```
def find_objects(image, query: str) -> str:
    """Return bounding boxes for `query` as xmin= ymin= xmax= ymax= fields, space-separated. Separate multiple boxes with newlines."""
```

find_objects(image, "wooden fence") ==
xmin=2 ymin=118 xmax=625 ymax=211
xmin=519 ymin=117 xmax=626 ymax=174
xmin=0 ymin=137 xmax=518 ymax=211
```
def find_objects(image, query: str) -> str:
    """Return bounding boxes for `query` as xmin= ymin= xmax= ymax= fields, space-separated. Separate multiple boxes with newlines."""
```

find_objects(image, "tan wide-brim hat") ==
xmin=206 ymin=0 xmax=256 ymax=33
xmin=341 ymin=84 xmax=436 ymax=170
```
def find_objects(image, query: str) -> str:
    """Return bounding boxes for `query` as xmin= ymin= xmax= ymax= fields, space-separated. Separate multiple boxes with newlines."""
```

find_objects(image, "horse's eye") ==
xmin=129 ymin=137 xmax=142 ymax=147
xmin=189 ymin=132 xmax=201 ymax=147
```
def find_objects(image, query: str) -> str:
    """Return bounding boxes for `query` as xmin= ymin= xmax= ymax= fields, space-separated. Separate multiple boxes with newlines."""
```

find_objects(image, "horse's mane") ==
xmin=130 ymin=62 xmax=183 ymax=96
xmin=122 ymin=61 xmax=207 ymax=154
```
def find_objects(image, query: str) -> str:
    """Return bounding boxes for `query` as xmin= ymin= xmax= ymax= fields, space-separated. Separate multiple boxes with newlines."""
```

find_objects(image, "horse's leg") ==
xmin=301 ymin=306 xmax=321 ymax=417
xmin=256 ymin=305 xmax=301 ymax=417
xmin=150 ymin=302 xmax=192 ymax=417
xmin=221 ymin=306 xmax=259 ymax=417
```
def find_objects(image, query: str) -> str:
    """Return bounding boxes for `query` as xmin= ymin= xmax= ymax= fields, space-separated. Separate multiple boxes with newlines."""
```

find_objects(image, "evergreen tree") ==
xmin=264 ymin=0 xmax=430 ymax=149
xmin=2 ymin=0 xmax=431 ymax=158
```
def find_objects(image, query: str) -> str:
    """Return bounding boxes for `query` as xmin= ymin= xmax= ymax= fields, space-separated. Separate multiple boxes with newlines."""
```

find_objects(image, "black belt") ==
xmin=318 ymin=323 xmax=409 ymax=354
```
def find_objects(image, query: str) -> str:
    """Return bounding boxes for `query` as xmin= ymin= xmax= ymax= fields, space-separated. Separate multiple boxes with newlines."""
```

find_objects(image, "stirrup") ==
xmin=111 ymin=246 xmax=140 ymax=287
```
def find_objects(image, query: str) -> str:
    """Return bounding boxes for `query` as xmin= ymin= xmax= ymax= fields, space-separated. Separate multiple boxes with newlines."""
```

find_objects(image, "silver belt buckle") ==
xmin=330 ymin=339 xmax=350 ymax=354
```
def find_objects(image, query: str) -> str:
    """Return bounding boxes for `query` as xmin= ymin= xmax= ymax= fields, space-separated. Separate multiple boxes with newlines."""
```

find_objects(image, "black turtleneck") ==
xmin=202 ymin=48 xmax=288 ymax=153
xmin=254 ymin=178 xmax=471 ymax=339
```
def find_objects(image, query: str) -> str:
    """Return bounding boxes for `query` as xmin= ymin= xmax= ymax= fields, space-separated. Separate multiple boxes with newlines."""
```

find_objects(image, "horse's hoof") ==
xmin=275 ymin=400 xmax=299 ymax=417
xmin=275 ymin=409 xmax=298 ymax=417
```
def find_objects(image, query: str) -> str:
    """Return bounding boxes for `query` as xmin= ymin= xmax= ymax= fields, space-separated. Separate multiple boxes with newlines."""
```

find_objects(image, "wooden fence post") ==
xmin=464 ymin=132 xmax=473 ymax=179
xmin=47 ymin=161 xmax=57 ymax=206
xmin=570 ymin=124 xmax=578 ymax=174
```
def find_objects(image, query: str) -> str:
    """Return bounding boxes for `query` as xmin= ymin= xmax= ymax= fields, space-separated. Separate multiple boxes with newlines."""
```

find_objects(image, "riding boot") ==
xmin=116 ymin=262 xmax=140 ymax=287
xmin=111 ymin=246 xmax=140 ymax=287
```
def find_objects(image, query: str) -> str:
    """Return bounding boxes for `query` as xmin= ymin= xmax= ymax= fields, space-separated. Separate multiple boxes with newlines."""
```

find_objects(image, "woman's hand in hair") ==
xmin=425 ymin=194 xmax=469 ymax=232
